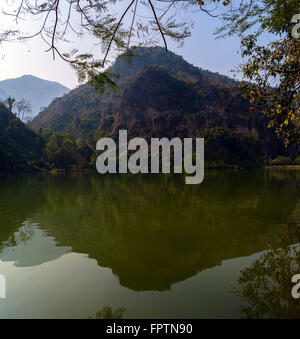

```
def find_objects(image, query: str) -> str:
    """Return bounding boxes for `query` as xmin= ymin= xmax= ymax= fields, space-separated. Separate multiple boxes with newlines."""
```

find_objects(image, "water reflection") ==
xmin=31 ymin=171 xmax=300 ymax=291
xmin=0 ymin=221 xmax=70 ymax=267
xmin=0 ymin=170 xmax=299 ymax=318
xmin=235 ymin=223 xmax=300 ymax=318
xmin=94 ymin=306 xmax=126 ymax=319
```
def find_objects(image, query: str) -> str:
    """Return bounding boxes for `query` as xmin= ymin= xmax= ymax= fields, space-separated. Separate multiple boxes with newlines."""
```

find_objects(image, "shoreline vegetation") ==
xmin=46 ymin=165 xmax=300 ymax=177
xmin=1 ymin=164 xmax=299 ymax=176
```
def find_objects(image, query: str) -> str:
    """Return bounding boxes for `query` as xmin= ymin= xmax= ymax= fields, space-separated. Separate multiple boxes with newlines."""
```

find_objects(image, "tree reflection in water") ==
xmin=235 ymin=224 xmax=300 ymax=319
xmin=94 ymin=306 xmax=126 ymax=319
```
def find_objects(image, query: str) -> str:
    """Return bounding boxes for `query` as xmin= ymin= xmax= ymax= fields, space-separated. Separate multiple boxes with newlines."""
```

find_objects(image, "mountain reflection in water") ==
xmin=0 ymin=169 xmax=299 ymax=318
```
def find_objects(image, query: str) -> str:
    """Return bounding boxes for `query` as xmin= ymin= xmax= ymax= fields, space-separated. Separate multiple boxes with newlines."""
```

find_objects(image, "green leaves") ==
xmin=217 ymin=0 xmax=300 ymax=146
xmin=238 ymin=36 xmax=300 ymax=146
xmin=87 ymin=71 xmax=120 ymax=93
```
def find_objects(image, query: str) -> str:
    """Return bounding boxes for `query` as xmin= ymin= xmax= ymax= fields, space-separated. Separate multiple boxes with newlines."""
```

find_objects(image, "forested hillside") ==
xmin=31 ymin=47 xmax=244 ymax=138
xmin=0 ymin=103 xmax=45 ymax=171
xmin=29 ymin=47 xmax=299 ymax=168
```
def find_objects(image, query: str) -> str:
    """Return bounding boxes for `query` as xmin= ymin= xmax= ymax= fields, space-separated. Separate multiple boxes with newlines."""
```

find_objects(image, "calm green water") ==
xmin=0 ymin=170 xmax=299 ymax=319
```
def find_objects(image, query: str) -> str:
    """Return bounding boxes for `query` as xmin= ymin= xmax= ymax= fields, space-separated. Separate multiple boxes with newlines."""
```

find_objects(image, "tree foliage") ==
xmin=216 ymin=0 xmax=300 ymax=146
xmin=235 ymin=224 xmax=300 ymax=319
xmin=15 ymin=99 xmax=32 ymax=121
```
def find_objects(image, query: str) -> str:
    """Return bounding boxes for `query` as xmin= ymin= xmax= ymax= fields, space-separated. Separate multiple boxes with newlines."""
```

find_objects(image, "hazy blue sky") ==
xmin=0 ymin=2 xmax=243 ymax=89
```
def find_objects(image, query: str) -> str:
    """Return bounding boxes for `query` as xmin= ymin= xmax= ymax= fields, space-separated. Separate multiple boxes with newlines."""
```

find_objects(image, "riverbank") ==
xmin=265 ymin=165 xmax=300 ymax=170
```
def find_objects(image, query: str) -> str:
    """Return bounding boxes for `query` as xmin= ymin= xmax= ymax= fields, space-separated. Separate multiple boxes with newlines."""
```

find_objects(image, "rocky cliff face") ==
xmin=113 ymin=67 xmax=201 ymax=139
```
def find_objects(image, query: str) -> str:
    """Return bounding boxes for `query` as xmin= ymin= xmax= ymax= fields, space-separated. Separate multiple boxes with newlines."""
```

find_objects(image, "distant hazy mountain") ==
xmin=0 ymin=88 xmax=6 ymax=99
xmin=0 ymin=75 xmax=70 ymax=118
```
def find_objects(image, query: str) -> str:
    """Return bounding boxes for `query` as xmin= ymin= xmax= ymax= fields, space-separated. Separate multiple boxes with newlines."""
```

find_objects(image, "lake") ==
xmin=0 ymin=169 xmax=299 ymax=318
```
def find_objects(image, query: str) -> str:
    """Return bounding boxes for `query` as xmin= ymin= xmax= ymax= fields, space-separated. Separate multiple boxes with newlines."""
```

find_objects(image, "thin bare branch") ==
xmin=102 ymin=0 xmax=136 ymax=67
xmin=148 ymin=0 xmax=168 ymax=51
